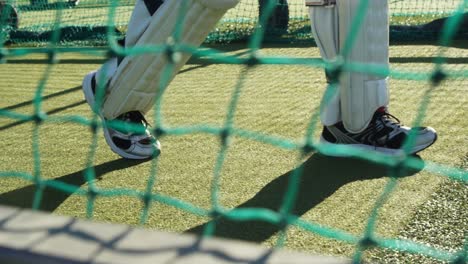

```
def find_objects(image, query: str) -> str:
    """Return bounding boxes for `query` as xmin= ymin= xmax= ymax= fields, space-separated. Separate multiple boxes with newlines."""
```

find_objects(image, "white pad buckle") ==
xmin=305 ymin=0 xmax=336 ymax=7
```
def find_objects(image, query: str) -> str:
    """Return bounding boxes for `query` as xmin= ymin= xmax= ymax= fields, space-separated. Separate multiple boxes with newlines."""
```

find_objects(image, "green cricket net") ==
xmin=0 ymin=0 xmax=467 ymax=263
xmin=0 ymin=0 xmax=467 ymax=45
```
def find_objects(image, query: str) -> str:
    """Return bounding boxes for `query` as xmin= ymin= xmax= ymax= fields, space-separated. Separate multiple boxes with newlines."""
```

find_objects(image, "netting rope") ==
xmin=0 ymin=0 xmax=467 ymax=263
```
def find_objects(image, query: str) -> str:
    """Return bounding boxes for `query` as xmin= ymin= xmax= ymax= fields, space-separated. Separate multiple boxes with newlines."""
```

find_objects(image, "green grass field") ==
xmin=0 ymin=41 xmax=467 ymax=263
xmin=12 ymin=0 xmax=465 ymax=32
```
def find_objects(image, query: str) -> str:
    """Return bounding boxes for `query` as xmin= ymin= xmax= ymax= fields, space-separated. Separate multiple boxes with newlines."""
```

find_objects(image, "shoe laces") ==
xmin=115 ymin=111 xmax=150 ymax=135
xmin=117 ymin=111 xmax=150 ymax=127
xmin=377 ymin=111 xmax=401 ymax=129
xmin=371 ymin=111 xmax=402 ymax=147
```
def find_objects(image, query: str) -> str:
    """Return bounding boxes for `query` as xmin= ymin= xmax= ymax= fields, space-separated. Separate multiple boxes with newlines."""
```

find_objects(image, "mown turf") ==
xmin=0 ymin=42 xmax=467 ymax=262
xmin=367 ymin=154 xmax=467 ymax=263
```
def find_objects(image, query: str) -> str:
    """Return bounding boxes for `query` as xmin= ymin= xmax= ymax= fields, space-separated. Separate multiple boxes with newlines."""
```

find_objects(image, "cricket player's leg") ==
xmin=83 ymin=0 xmax=239 ymax=159
xmin=102 ymin=0 xmax=239 ymax=120
xmin=82 ymin=0 xmax=164 ymax=160
xmin=308 ymin=0 xmax=437 ymax=155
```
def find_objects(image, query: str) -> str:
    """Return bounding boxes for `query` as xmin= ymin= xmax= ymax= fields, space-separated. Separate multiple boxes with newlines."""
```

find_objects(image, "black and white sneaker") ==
xmin=82 ymin=71 xmax=161 ymax=160
xmin=320 ymin=109 xmax=437 ymax=156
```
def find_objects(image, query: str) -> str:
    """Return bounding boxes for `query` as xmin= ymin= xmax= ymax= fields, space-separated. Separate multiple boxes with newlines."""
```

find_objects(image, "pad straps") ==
xmin=305 ymin=0 xmax=336 ymax=7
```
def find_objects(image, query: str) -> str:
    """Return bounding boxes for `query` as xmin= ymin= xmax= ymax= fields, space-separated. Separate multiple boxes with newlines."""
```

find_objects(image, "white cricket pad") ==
xmin=309 ymin=3 xmax=341 ymax=127
xmin=125 ymin=0 xmax=154 ymax=48
xmin=102 ymin=0 xmax=239 ymax=119
xmin=309 ymin=0 xmax=390 ymax=133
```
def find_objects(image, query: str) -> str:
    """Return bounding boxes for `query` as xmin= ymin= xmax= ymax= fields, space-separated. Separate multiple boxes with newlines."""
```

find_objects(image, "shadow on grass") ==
xmin=0 ymin=158 xmax=146 ymax=212
xmin=0 ymin=99 xmax=86 ymax=131
xmin=0 ymin=85 xmax=86 ymax=131
xmin=1 ymin=86 xmax=82 ymax=111
xmin=390 ymin=57 xmax=468 ymax=64
xmin=186 ymin=153 xmax=422 ymax=243
xmin=5 ymin=58 xmax=108 ymax=64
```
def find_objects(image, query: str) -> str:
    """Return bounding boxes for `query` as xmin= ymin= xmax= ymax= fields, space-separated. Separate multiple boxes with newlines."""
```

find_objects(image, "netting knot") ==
xmin=431 ymin=69 xmax=447 ymax=86
xmin=359 ymin=237 xmax=377 ymax=249
xmin=165 ymin=37 xmax=181 ymax=64
xmin=90 ymin=120 xmax=98 ymax=133
xmin=47 ymin=50 xmax=58 ymax=64
xmin=278 ymin=215 xmax=290 ymax=231
xmin=220 ymin=129 xmax=230 ymax=146
xmin=326 ymin=65 xmax=343 ymax=84
xmin=87 ymin=188 xmax=98 ymax=200
xmin=302 ymin=143 xmax=315 ymax=155
xmin=389 ymin=160 xmax=409 ymax=178
xmin=246 ymin=53 xmax=260 ymax=67
xmin=142 ymin=193 xmax=152 ymax=207
xmin=153 ymin=127 xmax=165 ymax=138
xmin=106 ymin=49 xmax=121 ymax=61
xmin=34 ymin=179 xmax=44 ymax=190
xmin=209 ymin=209 xmax=221 ymax=219
xmin=33 ymin=111 xmax=46 ymax=125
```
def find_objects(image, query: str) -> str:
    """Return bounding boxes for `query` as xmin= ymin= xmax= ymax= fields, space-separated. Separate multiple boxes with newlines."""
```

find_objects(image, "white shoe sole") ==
xmin=319 ymin=136 xmax=404 ymax=157
xmin=319 ymin=133 xmax=437 ymax=158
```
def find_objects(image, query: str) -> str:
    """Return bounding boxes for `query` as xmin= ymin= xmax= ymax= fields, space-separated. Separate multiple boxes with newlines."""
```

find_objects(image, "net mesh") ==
xmin=0 ymin=0 xmax=467 ymax=45
xmin=0 ymin=0 xmax=467 ymax=263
